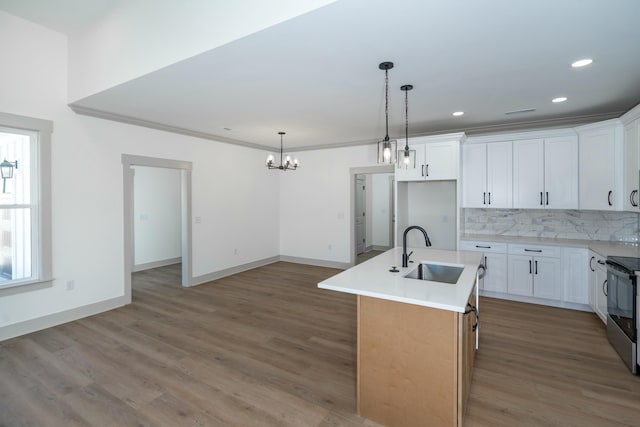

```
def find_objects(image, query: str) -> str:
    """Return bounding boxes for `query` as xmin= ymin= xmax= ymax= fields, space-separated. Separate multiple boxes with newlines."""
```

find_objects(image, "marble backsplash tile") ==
xmin=462 ymin=209 xmax=640 ymax=242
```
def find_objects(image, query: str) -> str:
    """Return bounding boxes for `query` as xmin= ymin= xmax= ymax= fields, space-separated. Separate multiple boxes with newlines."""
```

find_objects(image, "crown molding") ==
xmin=620 ymin=103 xmax=640 ymax=125
xmin=68 ymin=104 xmax=275 ymax=152
xmin=69 ymin=103 xmax=628 ymax=153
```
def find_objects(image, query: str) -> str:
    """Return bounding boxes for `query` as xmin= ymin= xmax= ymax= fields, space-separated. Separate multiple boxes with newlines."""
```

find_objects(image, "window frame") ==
xmin=0 ymin=112 xmax=52 ymax=290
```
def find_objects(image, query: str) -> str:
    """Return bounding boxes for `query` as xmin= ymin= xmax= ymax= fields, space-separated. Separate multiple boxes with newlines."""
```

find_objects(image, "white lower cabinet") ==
xmin=460 ymin=240 xmax=595 ymax=311
xmin=591 ymin=251 xmax=608 ymax=324
xmin=562 ymin=248 xmax=588 ymax=304
xmin=459 ymin=241 xmax=507 ymax=292
xmin=507 ymin=252 xmax=561 ymax=300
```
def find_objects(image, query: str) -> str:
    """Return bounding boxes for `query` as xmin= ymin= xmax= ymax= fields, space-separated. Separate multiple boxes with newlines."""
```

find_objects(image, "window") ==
xmin=0 ymin=112 xmax=52 ymax=289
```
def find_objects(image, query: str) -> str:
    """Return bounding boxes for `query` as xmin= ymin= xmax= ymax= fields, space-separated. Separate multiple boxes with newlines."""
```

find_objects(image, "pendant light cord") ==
xmin=384 ymin=68 xmax=390 ymax=141
xmin=404 ymin=87 xmax=409 ymax=150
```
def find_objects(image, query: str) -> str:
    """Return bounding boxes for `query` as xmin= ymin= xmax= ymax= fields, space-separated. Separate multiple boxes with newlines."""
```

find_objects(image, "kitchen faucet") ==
xmin=402 ymin=225 xmax=432 ymax=267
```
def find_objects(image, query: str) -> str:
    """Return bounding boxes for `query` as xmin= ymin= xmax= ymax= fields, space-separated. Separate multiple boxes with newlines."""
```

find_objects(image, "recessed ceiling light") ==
xmin=223 ymin=127 xmax=232 ymax=131
xmin=571 ymin=58 xmax=593 ymax=68
xmin=452 ymin=111 xmax=464 ymax=116
xmin=552 ymin=97 xmax=568 ymax=103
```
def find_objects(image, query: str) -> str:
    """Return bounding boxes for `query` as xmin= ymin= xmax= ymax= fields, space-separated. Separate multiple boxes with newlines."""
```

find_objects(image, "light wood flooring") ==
xmin=1 ymin=262 xmax=640 ymax=426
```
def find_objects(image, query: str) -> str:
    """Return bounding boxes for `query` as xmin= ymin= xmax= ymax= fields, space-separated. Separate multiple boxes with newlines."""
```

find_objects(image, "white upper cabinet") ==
xmin=513 ymin=139 xmax=545 ymax=209
xmin=577 ymin=120 xmax=624 ymax=211
xmin=461 ymin=144 xmax=486 ymax=208
xmin=544 ymin=136 xmax=579 ymax=209
xmin=623 ymin=121 xmax=639 ymax=211
xmin=462 ymin=142 xmax=512 ymax=208
xmin=396 ymin=134 xmax=463 ymax=182
xmin=512 ymin=136 xmax=577 ymax=209
xmin=621 ymin=105 xmax=640 ymax=212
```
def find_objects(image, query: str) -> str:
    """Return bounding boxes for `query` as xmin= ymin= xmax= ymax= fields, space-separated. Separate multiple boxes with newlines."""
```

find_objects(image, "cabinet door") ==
xmin=623 ymin=120 xmax=639 ymax=211
xmin=483 ymin=252 xmax=508 ymax=293
xmin=579 ymin=127 xmax=617 ymax=210
xmin=507 ymin=254 xmax=534 ymax=296
xmin=588 ymin=252 xmax=597 ymax=308
xmin=395 ymin=143 xmax=426 ymax=181
xmin=595 ymin=263 xmax=608 ymax=324
xmin=561 ymin=248 xmax=588 ymax=304
xmin=544 ymin=136 xmax=578 ymax=209
xmin=532 ymin=256 xmax=561 ymax=301
xmin=425 ymin=141 xmax=458 ymax=180
xmin=513 ymin=139 xmax=544 ymax=209
xmin=461 ymin=144 xmax=487 ymax=208
xmin=486 ymin=141 xmax=513 ymax=208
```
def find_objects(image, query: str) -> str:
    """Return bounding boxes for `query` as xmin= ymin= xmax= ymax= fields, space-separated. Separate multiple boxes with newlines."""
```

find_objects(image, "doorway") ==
xmin=350 ymin=165 xmax=395 ymax=265
xmin=122 ymin=155 xmax=192 ymax=304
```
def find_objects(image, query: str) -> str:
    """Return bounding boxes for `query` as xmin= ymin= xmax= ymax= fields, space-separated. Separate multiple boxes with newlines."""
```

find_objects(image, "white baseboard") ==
xmin=0 ymin=295 xmax=128 ymax=342
xmin=479 ymin=290 xmax=593 ymax=312
xmin=189 ymin=256 xmax=280 ymax=286
xmin=279 ymin=255 xmax=350 ymax=270
xmin=1 ymin=255 xmax=350 ymax=341
xmin=133 ymin=257 xmax=181 ymax=272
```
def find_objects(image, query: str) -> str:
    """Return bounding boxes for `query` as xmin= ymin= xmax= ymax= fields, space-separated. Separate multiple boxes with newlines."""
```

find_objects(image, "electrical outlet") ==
xmin=195 ymin=216 xmax=202 ymax=224
xmin=66 ymin=280 xmax=74 ymax=291
xmin=234 ymin=248 xmax=238 ymax=255
xmin=328 ymin=244 xmax=332 ymax=250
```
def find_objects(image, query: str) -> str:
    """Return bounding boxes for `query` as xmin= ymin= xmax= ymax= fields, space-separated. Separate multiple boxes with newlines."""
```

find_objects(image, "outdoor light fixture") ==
xmin=0 ymin=158 xmax=18 ymax=193
xmin=377 ymin=61 xmax=397 ymax=164
xmin=398 ymin=84 xmax=416 ymax=169
xmin=266 ymin=132 xmax=299 ymax=171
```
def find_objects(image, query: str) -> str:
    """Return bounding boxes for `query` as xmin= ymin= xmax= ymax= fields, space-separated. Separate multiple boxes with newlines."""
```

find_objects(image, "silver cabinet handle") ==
xmin=603 ymin=279 xmax=608 ymax=296
xmin=608 ymin=190 xmax=613 ymax=206
xmin=589 ymin=256 xmax=595 ymax=272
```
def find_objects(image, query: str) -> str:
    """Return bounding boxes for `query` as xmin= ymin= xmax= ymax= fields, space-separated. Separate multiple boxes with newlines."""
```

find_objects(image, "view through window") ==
xmin=0 ymin=129 xmax=34 ymax=283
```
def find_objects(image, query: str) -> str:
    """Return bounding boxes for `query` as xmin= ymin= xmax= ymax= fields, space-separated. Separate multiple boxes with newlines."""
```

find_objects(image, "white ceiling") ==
xmin=3 ymin=0 xmax=640 ymax=150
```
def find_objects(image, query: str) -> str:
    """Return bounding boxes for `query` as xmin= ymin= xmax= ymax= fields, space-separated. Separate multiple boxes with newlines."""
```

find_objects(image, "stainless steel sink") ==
xmin=404 ymin=263 xmax=464 ymax=284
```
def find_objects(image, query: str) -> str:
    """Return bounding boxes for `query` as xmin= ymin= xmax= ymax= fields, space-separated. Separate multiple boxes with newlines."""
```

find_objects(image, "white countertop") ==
xmin=318 ymin=247 xmax=482 ymax=313
xmin=460 ymin=233 xmax=640 ymax=258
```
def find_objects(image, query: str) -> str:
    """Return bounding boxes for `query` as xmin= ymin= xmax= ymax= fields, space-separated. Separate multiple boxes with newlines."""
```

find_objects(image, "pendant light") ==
xmin=266 ymin=132 xmax=299 ymax=171
xmin=399 ymin=84 xmax=416 ymax=169
xmin=377 ymin=62 xmax=397 ymax=164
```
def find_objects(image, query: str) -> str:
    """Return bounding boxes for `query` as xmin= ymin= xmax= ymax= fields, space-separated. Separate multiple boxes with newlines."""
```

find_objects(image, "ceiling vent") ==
xmin=505 ymin=108 xmax=536 ymax=115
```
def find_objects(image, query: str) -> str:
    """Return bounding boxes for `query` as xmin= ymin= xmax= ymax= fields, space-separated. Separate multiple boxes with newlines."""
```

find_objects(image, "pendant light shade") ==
xmin=377 ymin=62 xmax=397 ymax=164
xmin=398 ymin=84 xmax=416 ymax=169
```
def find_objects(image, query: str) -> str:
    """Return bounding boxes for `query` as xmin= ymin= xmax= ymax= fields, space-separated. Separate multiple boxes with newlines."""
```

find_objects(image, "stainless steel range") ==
xmin=605 ymin=256 xmax=639 ymax=374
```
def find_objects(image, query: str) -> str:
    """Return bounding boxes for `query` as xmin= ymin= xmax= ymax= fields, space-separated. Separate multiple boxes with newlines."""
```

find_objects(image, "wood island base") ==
xmin=357 ymin=293 xmax=476 ymax=427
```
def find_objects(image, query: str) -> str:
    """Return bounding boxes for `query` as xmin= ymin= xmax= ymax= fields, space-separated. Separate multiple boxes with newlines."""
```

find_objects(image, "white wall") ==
xmin=0 ymin=11 xmax=280 ymax=334
xmin=68 ymin=0 xmax=337 ymax=101
xmin=133 ymin=166 xmax=181 ymax=268
xmin=405 ymin=181 xmax=457 ymax=250
xmin=279 ymin=145 xmax=379 ymax=264
xmin=371 ymin=173 xmax=393 ymax=247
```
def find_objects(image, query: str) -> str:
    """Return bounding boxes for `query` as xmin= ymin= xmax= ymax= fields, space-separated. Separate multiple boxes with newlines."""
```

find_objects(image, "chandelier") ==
xmin=377 ymin=61 xmax=397 ymax=164
xmin=399 ymin=84 xmax=416 ymax=169
xmin=266 ymin=132 xmax=299 ymax=171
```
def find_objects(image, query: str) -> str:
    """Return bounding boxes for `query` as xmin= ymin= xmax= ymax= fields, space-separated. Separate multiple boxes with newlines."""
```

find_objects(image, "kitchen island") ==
xmin=318 ymin=247 xmax=482 ymax=427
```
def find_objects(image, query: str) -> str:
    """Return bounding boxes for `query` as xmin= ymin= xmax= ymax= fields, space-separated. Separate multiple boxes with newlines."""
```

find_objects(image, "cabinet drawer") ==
xmin=507 ymin=243 xmax=560 ymax=257
xmin=459 ymin=240 xmax=507 ymax=253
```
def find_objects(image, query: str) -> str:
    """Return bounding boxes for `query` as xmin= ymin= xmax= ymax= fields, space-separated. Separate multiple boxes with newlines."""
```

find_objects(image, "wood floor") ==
xmin=1 ymin=262 xmax=640 ymax=426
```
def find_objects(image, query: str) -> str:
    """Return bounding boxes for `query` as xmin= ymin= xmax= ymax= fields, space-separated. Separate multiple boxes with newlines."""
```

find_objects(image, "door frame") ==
xmin=122 ymin=154 xmax=193 ymax=303
xmin=349 ymin=165 xmax=394 ymax=266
